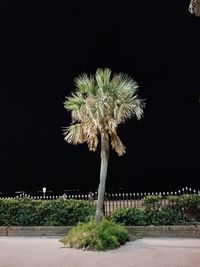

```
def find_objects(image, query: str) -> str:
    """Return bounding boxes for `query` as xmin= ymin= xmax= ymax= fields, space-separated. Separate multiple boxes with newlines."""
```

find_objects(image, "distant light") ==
xmin=42 ymin=187 xmax=46 ymax=194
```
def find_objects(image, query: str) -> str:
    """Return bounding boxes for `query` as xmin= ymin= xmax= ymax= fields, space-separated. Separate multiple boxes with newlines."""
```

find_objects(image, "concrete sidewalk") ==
xmin=0 ymin=237 xmax=200 ymax=267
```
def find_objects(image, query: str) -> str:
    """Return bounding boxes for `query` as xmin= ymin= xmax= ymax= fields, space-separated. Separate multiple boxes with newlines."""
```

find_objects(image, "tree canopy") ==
xmin=63 ymin=68 xmax=144 ymax=156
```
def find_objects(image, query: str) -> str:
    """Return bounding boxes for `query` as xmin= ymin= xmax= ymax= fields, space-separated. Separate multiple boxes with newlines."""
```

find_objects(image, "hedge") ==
xmin=111 ymin=194 xmax=200 ymax=226
xmin=0 ymin=197 xmax=95 ymax=226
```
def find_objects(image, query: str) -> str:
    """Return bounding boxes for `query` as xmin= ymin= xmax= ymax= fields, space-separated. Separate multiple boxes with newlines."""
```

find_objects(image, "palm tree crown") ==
xmin=63 ymin=68 xmax=144 ymax=156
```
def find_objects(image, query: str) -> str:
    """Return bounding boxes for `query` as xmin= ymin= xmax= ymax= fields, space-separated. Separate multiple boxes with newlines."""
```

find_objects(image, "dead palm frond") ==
xmin=189 ymin=0 xmax=200 ymax=17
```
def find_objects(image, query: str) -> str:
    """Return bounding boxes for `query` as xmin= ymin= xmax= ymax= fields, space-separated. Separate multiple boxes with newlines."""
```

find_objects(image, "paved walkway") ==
xmin=0 ymin=237 xmax=200 ymax=267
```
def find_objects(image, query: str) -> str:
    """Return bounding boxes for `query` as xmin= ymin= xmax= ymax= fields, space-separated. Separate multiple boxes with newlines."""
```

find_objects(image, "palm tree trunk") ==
xmin=95 ymin=132 xmax=109 ymax=224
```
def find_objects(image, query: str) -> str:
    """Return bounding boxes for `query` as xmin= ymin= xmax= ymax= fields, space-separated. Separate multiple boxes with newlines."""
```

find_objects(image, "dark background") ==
xmin=1 ymin=1 xmax=200 ymax=194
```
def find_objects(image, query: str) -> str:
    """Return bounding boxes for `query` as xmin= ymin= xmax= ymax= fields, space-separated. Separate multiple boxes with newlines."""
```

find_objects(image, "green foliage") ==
xmin=176 ymin=194 xmax=200 ymax=208
xmin=1 ymin=194 xmax=200 ymax=227
xmin=142 ymin=195 xmax=183 ymax=225
xmin=111 ymin=208 xmax=147 ymax=226
xmin=111 ymin=205 xmax=182 ymax=226
xmin=0 ymin=197 xmax=95 ymax=226
xmin=60 ymin=218 xmax=129 ymax=251
xmin=144 ymin=206 xmax=182 ymax=225
xmin=142 ymin=195 xmax=163 ymax=208
xmin=143 ymin=194 xmax=200 ymax=223
xmin=0 ymin=198 xmax=39 ymax=226
xmin=168 ymin=194 xmax=200 ymax=221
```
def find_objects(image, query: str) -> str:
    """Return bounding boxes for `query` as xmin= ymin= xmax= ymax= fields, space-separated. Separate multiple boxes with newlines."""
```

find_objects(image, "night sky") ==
xmin=1 ymin=1 xmax=200 ymax=194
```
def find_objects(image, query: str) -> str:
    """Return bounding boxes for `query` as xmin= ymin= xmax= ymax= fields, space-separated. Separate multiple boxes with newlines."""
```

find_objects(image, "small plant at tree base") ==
xmin=60 ymin=218 xmax=129 ymax=251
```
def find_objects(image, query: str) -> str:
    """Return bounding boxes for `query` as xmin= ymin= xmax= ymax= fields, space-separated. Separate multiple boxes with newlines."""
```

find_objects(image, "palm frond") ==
xmin=74 ymin=74 xmax=97 ymax=96
xmin=109 ymin=130 xmax=126 ymax=156
xmin=189 ymin=0 xmax=200 ymax=16
xmin=63 ymin=124 xmax=86 ymax=144
xmin=95 ymin=68 xmax=112 ymax=92
xmin=87 ymin=132 xmax=99 ymax=151
xmin=110 ymin=73 xmax=138 ymax=99
xmin=132 ymin=98 xmax=145 ymax=120
xmin=64 ymin=93 xmax=85 ymax=111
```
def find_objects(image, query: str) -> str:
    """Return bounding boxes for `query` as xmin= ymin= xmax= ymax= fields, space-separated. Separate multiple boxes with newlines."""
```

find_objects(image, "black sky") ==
xmin=1 ymin=1 xmax=200 ymax=194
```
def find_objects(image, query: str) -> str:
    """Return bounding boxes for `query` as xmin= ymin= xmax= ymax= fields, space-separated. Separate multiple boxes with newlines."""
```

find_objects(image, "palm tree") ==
xmin=63 ymin=68 xmax=145 ymax=223
xmin=189 ymin=0 xmax=200 ymax=16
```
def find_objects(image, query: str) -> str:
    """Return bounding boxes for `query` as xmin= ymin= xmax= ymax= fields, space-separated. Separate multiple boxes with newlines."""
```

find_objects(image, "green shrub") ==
xmin=144 ymin=206 xmax=183 ymax=225
xmin=111 ymin=207 xmax=147 ymax=226
xmin=143 ymin=194 xmax=200 ymax=223
xmin=168 ymin=194 xmax=200 ymax=221
xmin=60 ymin=218 xmax=129 ymax=251
xmin=143 ymin=195 xmax=163 ymax=209
xmin=0 ymin=197 xmax=95 ymax=226
xmin=0 ymin=198 xmax=39 ymax=226
xmin=39 ymin=198 xmax=95 ymax=226
xmin=110 ymin=206 xmax=182 ymax=226
xmin=176 ymin=194 xmax=200 ymax=208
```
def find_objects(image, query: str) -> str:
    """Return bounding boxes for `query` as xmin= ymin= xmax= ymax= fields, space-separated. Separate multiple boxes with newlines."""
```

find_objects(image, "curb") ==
xmin=0 ymin=225 xmax=199 ymax=238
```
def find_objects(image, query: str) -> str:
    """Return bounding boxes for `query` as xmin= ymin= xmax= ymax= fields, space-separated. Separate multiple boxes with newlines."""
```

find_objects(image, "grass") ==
xmin=60 ymin=218 xmax=129 ymax=251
